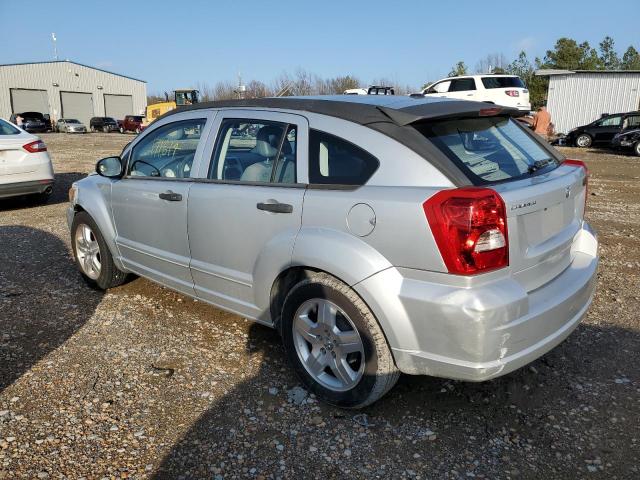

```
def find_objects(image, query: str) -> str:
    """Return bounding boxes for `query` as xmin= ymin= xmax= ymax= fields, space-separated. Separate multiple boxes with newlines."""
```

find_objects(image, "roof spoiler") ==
xmin=375 ymin=102 xmax=525 ymax=126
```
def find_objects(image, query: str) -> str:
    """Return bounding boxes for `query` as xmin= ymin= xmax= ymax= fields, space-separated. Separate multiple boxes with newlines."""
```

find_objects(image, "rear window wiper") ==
xmin=528 ymin=159 xmax=551 ymax=174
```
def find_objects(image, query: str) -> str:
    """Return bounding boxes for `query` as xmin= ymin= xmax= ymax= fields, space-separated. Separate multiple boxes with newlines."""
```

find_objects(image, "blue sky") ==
xmin=0 ymin=0 xmax=636 ymax=92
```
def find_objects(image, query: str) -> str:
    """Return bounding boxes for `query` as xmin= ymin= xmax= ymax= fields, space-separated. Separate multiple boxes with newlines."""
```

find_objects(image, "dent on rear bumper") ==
xmin=354 ymin=222 xmax=598 ymax=381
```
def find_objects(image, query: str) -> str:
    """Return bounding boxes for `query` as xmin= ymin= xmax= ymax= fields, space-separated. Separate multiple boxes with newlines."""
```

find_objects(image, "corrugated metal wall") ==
xmin=0 ymin=61 xmax=146 ymax=122
xmin=547 ymin=72 xmax=640 ymax=134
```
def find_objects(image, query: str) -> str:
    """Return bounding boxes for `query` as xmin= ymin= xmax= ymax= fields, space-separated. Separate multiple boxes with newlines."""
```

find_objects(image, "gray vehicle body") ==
xmin=68 ymin=95 xmax=598 ymax=381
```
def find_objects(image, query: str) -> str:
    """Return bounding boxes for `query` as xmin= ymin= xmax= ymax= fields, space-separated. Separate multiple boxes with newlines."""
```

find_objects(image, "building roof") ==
xmin=536 ymin=69 xmax=640 ymax=76
xmin=0 ymin=60 xmax=146 ymax=83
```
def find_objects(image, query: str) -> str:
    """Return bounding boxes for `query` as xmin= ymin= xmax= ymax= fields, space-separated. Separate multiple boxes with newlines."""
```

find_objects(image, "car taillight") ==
xmin=423 ymin=188 xmax=508 ymax=275
xmin=505 ymin=90 xmax=520 ymax=97
xmin=23 ymin=140 xmax=47 ymax=153
xmin=563 ymin=159 xmax=589 ymax=212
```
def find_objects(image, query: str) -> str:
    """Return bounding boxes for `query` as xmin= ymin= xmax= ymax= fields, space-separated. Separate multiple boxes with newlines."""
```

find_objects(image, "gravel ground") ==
xmin=1 ymin=133 xmax=638 ymax=479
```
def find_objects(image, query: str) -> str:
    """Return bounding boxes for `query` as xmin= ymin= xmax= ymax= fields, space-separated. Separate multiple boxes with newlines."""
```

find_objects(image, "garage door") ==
xmin=60 ymin=92 xmax=94 ymax=126
xmin=11 ymin=89 xmax=49 ymax=115
xmin=104 ymin=94 xmax=133 ymax=121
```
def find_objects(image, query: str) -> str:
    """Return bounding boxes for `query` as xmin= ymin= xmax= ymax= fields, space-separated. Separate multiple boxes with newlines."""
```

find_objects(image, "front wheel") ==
xmin=135 ymin=127 xmax=141 ymax=134
xmin=575 ymin=133 xmax=592 ymax=148
xmin=281 ymin=272 xmax=399 ymax=408
xmin=634 ymin=142 xmax=640 ymax=157
xmin=119 ymin=126 xmax=125 ymax=134
xmin=71 ymin=211 xmax=128 ymax=290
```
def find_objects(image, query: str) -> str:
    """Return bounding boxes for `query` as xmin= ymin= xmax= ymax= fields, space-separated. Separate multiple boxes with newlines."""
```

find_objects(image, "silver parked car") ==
xmin=67 ymin=96 xmax=598 ymax=408
xmin=56 ymin=118 xmax=87 ymax=133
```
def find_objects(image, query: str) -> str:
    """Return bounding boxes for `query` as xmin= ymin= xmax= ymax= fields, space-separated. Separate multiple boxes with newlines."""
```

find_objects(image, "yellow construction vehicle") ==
xmin=143 ymin=89 xmax=199 ymax=129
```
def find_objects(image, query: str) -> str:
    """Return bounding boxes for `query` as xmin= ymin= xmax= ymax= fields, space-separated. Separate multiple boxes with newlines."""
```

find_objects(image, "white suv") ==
xmin=422 ymin=75 xmax=531 ymax=111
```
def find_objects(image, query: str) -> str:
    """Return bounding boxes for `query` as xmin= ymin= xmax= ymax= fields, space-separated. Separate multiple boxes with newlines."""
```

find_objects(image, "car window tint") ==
xmin=449 ymin=78 xmax=476 ymax=92
xmin=596 ymin=116 xmax=622 ymax=127
xmin=623 ymin=115 xmax=640 ymax=129
xmin=0 ymin=119 xmax=20 ymax=135
xmin=415 ymin=116 xmax=556 ymax=183
xmin=309 ymin=130 xmax=379 ymax=185
xmin=128 ymin=118 xmax=206 ymax=178
xmin=481 ymin=77 xmax=525 ymax=89
xmin=209 ymin=119 xmax=297 ymax=184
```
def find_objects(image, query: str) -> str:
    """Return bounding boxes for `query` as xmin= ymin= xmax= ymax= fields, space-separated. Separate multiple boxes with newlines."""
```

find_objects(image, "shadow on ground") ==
xmin=0 ymin=225 xmax=102 ymax=392
xmin=0 ymin=172 xmax=87 ymax=211
xmin=153 ymin=318 xmax=639 ymax=479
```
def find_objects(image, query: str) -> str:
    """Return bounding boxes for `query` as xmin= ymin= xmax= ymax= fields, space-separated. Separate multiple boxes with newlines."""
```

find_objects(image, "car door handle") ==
xmin=159 ymin=190 xmax=182 ymax=202
xmin=257 ymin=201 xmax=293 ymax=214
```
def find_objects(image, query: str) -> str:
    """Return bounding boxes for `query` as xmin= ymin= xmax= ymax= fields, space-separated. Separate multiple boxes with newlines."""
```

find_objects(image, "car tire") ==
xmin=135 ymin=127 xmax=141 ymax=134
xmin=119 ymin=126 xmax=125 ymax=134
xmin=91 ymin=126 xmax=96 ymax=132
xmin=634 ymin=142 xmax=640 ymax=157
xmin=71 ymin=211 xmax=128 ymax=290
xmin=575 ymin=133 xmax=592 ymax=148
xmin=103 ymin=126 xmax=109 ymax=133
xmin=281 ymin=272 xmax=400 ymax=408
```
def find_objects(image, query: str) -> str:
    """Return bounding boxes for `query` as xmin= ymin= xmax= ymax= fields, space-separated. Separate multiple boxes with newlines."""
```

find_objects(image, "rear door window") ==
xmin=623 ymin=115 xmax=640 ymax=130
xmin=209 ymin=119 xmax=297 ymax=184
xmin=415 ymin=116 xmax=558 ymax=183
xmin=309 ymin=130 xmax=379 ymax=186
xmin=128 ymin=118 xmax=206 ymax=178
xmin=481 ymin=77 xmax=526 ymax=89
xmin=449 ymin=78 xmax=476 ymax=92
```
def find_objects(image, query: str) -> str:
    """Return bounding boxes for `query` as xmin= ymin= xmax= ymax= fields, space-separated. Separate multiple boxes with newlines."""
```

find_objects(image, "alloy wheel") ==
xmin=293 ymin=298 xmax=365 ymax=392
xmin=75 ymin=224 xmax=101 ymax=280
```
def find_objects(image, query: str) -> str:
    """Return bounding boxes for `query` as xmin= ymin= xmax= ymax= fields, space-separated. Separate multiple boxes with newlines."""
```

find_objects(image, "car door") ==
xmin=447 ymin=78 xmax=477 ymax=100
xmin=591 ymin=115 xmax=622 ymax=144
xmin=187 ymin=110 xmax=308 ymax=322
xmin=110 ymin=111 xmax=215 ymax=295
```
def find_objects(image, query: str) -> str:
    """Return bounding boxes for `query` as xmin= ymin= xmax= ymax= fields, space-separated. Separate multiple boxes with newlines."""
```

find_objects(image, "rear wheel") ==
xmin=634 ymin=141 xmax=640 ymax=157
xmin=575 ymin=133 xmax=592 ymax=148
xmin=71 ymin=211 xmax=127 ymax=290
xmin=119 ymin=126 xmax=125 ymax=134
xmin=281 ymin=272 xmax=399 ymax=408
xmin=135 ymin=127 xmax=141 ymax=134
xmin=102 ymin=126 xmax=109 ymax=133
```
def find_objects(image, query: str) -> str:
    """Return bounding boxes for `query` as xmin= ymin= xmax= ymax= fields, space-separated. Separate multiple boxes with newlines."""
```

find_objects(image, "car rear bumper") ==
xmin=0 ymin=179 xmax=54 ymax=199
xmin=354 ymin=222 xmax=598 ymax=381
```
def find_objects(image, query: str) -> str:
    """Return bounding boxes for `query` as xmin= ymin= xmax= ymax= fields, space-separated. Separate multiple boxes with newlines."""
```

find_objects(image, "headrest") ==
xmin=252 ymin=125 xmax=285 ymax=158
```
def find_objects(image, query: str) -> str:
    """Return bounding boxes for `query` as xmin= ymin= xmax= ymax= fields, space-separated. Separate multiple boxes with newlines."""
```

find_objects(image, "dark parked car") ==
xmin=612 ymin=127 xmax=640 ymax=156
xmin=90 ymin=117 xmax=119 ymax=132
xmin=9 ymin=112 xmax=48 ymax=133
xmin=118 ymin=115 xmax=144 ymax=134
xmin=566 ymin=111 xmax=640 ymax=148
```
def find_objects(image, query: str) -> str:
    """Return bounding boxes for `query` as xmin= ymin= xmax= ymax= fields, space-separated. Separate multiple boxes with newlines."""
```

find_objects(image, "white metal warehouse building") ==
xmin=537 ymin=69 xmax=640 ymax=134
xmin=0 ymin=60 xmax=147 ymax=126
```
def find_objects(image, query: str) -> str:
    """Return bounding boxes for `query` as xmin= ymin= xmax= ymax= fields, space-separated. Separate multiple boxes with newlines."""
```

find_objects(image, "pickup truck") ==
xmin=118 ymin=115 xmax=144 ymax=134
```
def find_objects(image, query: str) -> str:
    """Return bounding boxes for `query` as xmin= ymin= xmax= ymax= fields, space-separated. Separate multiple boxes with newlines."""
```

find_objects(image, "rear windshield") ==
xmin=0 ymin=119 xmax=20 ymax=135
xmin=481 ymin=77 xmax=525 ymax=89
xmin=415 ymin=116 xmax=558 ymax=183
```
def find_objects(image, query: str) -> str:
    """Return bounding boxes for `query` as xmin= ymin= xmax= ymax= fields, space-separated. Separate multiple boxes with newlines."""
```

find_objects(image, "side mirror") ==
xmin=96 ymin=156 xmax=124 ymax=178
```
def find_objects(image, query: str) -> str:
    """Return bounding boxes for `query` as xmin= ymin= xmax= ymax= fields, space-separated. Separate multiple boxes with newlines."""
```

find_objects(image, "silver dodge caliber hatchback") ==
xmin=67 ymin=96 xmax=598 ymax=408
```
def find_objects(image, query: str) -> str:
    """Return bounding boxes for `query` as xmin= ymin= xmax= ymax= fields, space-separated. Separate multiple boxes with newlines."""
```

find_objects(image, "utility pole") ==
xmin=51 ymin=33 xmax=58 ymax=60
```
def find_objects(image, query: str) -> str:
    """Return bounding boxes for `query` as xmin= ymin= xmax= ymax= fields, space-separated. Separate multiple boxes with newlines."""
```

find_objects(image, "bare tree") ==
xmin=475 ymin=53 xmax=509 ymax=73
xmin=245 ymin=80 xmax=271 ymax=98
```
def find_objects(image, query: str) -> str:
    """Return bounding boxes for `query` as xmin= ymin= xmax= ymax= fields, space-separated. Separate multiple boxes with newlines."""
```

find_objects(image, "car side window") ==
xmin=623 ymin=115 xmax=640 ymax=129
xmin=428 ymin=81 xmax=451 ymax=94
xmin=596 ymin=116 xmax=622 ymax=127
xmin=308 ymin=130 xmax=379 ymax=186
xmin=128 ymin=118 xmax=206 ymax=178
xmin=209 ymin=119 xmax=297 ymax=184
xmin=449 ymin=78 xmax=476 ymax=92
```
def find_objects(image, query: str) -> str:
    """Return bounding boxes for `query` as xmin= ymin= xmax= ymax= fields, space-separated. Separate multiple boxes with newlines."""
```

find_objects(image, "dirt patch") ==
xmin=0 ymin=136 xmax=638 ymax=478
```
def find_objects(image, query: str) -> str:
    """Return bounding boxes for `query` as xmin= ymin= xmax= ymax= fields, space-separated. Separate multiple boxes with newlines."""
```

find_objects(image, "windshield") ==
xmin=481 ymin=77 xmax=525 ymax=89
xmin=415 ymin=116 xmax=558 ymax=183
xmin=0 ymin=119 xmax=21 ymax=135
xmin=66 ymin=119 xmax=80 ymax=124
xmin=105 ymin=117 xmax=116 ymax=123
